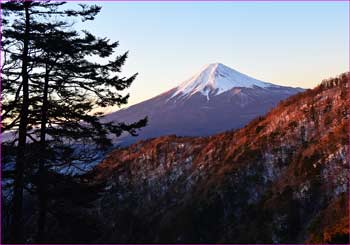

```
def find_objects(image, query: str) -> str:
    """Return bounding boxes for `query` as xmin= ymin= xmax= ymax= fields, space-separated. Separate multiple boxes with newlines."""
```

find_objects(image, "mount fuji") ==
xmin=170 ymin=63 xmax=275 ymax=100
xmin=104 ymin=63 xmax=304 ymax=145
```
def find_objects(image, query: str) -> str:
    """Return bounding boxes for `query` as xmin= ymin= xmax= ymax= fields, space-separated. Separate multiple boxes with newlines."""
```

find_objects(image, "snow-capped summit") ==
xmin=104 ymin=63 xmax=304 ymax=146
xmin=171 ymin=63 xmax=276 ymax=100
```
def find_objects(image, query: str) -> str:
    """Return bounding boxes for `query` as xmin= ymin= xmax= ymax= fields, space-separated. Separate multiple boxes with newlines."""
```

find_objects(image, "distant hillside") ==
xmin=46 ymin=73 xmax=349 ymax=243
xmin=90 ymin=72 xmax=349 ymax=243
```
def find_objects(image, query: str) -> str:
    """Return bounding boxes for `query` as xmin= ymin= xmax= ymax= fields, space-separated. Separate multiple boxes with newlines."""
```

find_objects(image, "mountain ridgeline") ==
xmin=82 ymin=73 xmax=349 ymax=243
xmin=104 ymin=63 xmax=303 ymax=145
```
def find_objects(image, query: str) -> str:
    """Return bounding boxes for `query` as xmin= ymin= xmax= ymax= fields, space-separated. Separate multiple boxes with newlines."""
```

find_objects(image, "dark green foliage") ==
xmin=324 ymin=115 xmax=333 ymax=127
xmin=288 ymin=120 xmax=298 ymax=129
xmin=300 ymin=125 xmax=307 ymax=146
xmin=255 ymin=124 xmax=265 ymax=133
xmin=269 ymin=130 xmax=280 ymax=141
xmin=310 ymin=104 xmax=318 ymax=125
xmin=1 ymin=1 xmax=146 ymax=242
xmin=323 ymin=97 xmax=333 ymax=113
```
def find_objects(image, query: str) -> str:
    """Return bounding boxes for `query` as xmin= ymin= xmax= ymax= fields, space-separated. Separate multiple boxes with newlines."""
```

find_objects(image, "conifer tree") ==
xmin=1 ymin=1 xmax=146 ymax=242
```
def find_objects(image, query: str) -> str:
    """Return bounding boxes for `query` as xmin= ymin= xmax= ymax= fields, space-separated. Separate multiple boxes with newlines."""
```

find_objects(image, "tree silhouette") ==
xmin=1 ymin=1 xmax=146 ymax=242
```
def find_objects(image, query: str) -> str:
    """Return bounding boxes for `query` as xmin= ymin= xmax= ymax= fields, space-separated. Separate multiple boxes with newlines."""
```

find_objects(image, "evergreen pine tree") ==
xmin=1 ymin=1 xmax=146 ymax=242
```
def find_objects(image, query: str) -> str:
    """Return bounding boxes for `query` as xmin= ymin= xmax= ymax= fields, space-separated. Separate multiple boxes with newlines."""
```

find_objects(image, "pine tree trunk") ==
xmin=11 ymin=2 xmax=30 ymax=243
xmin=36 ymin=63 xmax=50 ymax=242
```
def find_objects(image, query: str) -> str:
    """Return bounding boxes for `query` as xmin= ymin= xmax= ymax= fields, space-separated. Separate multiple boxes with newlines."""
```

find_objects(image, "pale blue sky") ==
xmin=74 ymin=1 xmax=349 ymax=107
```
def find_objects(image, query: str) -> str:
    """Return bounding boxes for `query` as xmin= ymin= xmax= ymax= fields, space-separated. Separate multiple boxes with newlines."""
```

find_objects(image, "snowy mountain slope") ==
xmin=170 ymin=63 xmax=276 ymax=100
xmin=90 ymin=73 xmax=349 ymax=244
xmin=103 ymin=63 xmax=304 ymax=145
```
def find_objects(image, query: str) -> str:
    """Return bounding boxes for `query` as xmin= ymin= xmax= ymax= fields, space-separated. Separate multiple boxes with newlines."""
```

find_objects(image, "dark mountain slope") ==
xmin=86 ymin=73 xmax=348 ymax=243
